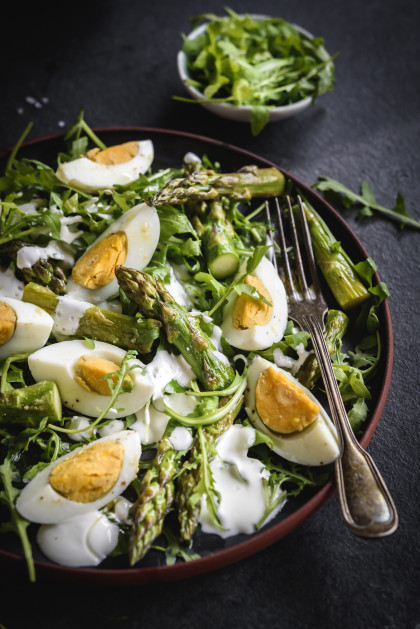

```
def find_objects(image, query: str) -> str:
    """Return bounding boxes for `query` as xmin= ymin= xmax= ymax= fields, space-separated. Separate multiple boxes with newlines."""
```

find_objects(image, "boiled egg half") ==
xmin=0 ymin=296 xmax=53 ymax=359
xmin=65 ymin=202 xmax=160 ymax=303
xmin=221 ymin=256 xmax=288 ymax=351
xmin=16 ymin=430 xmax=140 ymax=524
xmin=245 ymin=356 xmax=339 ymax=466
xmin=55 ymin=140 xmax=154 ymax=193
xmin=28 ymin=339 xmax=154 ymax=418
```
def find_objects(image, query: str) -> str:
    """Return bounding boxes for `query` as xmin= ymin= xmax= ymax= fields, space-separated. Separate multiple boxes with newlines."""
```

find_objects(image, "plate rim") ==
xmin=0 ymin=126 xmax=393 ymax=584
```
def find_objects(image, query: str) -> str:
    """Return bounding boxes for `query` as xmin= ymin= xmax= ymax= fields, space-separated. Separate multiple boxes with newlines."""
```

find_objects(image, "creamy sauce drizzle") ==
xmin=37 ymin=511 xmax=119 ymax=567
xmin=53 ymin=297 xmax=90 ymax=336
xmin=0 ymin=268 xmax=25 ymax=299
xmin=145 ymin=349 xmax=195 ymax=400
xmin=164 ymin=267 xmax=191 ymax=309
xmin=16 ymin=241 xmax=74 ymax=270
xmin=199 ymin=425 xmax=286 ymax=538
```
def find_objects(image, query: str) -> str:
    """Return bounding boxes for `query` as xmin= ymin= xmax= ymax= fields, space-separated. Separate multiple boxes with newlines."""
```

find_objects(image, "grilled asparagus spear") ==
xmin=116 ymin=268 xmax=240 ymax=562
xmin=22 ymin=282 xmax=160 ymax=354
xmin=296 ymin=199 xmax=370 ymax=310
xmin=0 ymin=381 xmax=62 ymax=427
xmin=115 ymin=266 xmax=235 ymax=390
xmin=1 ymin=240 xmax=67 ymax=294
xmin=295 ymin=309 xmax=349 ymax=388
xmin=151 ymin=166 xmax=285 ymax=206
xmin=193 ymin=200 xmax=240 ymax=280
xmin=128 ymin=421 xmax=182 ymax=566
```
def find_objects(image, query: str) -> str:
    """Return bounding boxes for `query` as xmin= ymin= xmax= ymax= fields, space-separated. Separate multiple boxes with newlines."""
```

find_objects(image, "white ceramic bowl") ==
xmin=177 ymin=16 xmax=322 ymax=123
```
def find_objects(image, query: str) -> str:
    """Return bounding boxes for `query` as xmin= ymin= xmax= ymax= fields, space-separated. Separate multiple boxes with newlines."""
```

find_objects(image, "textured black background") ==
xmin=1 ymin=0 xmax=419 ymax=627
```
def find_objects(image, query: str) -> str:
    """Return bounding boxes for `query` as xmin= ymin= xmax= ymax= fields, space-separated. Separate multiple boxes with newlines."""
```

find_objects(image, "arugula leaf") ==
xmin=0 ymin=452 xmax=35 ymax=582
xmin=314 ymin=176 xmax=420 ymax=229
xmin=176 ymin=10 xmax=336 ymax=135
xmin=245 ymin=244 xmax=272 ymax=273
xmin=207 ymin=245 xmax=272 ymax=317
xmin=157 ymin=526 xmax=201 ymax=565
xmin=347 ymin=398 xmax=369 ymax=434
xmin=232 ymin=282 xmax=272 ymax=307
xmin=59 ymin=110 xmax=106 ymax=162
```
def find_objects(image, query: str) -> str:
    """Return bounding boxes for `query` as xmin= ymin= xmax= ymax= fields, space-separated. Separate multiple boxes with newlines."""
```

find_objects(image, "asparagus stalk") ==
xmin=0 ymin=381 xmax=62 ymax=427
xmin=151 ymin=166 xmax=285 ymax=206
xmin=298 ymin=200 xmax=370 ymax=310
xmin=22 ymin=282 xmax=161 ymax=354
xmin=115 ymin=266 xmax=236 ymax=391
xmin=1 ymin=240 xmax=67 ymax=294
xmin=295 ymin=309 xmax=349 ymax=389
xmin=129 ymin=423 xmax=181 ymax=566
xmin=193 ymin=201 xmax=240 ymax=279
xmin=176 ymin=395 xmax=243 ymax=541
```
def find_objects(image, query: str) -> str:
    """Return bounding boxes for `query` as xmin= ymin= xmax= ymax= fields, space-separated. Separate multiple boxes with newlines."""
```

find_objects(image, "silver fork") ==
xmin=265 ymin=195 xmax=398 ymax=538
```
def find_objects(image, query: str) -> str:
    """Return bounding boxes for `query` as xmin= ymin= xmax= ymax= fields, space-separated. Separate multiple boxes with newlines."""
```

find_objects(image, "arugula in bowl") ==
xmin=175 ymin=9 xmax=337 ymax=135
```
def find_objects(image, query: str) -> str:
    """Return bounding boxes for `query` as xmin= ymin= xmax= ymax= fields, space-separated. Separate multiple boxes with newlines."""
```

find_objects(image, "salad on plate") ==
xmin=0 ymin=114 xmax=387 ymax=581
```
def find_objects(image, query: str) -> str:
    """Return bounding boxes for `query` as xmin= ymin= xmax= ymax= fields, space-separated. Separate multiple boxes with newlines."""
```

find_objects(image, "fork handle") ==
xmin=307 ymin=317 xmax=398 ymax=538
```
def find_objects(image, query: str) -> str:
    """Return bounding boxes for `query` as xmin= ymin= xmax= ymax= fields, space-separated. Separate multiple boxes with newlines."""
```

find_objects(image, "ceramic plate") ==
xmin=0 ymin=128 xmax=393 ymax=584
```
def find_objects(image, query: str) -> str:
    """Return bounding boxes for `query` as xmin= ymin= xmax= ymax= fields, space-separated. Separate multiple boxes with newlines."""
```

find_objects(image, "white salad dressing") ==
xmin=273 ymin=348 xmax=296 ymax=370
xmin=16 ymin=240 xmax=74 ymax=270
xmin=199 ymin=425 xmax=286 ymax=538
xmin=16 ymin=201 xmax=40 ymax=215
xmin=144 ymin=349 xmax=195 ymax=400
xmin=210 ymin=323 xmax=224 ymax=351
xmin=59 ymin=216 xmax=84 ymax=244
xmin=112 ymin=496 xmax=133 ymax=524
xmin=132 ymin=393 xmax=197 ymax=444
xmin=168 ymin=426 xmax=193 ymax=451
xmin=36 ymin=511 xmax=119 ymax=567
xmin=53 ymin=297 xmax=90 ymax=336
xmin=0 ymin=268 xmax=25 ymax=299
xmin=273 ymin=342 xmax=310 ymax=373
xmin=213 ymin=350 xmax=231 ymax=366
xmin=66 ymin=416 xmax=97 ymax=442
xmin=292 ymin=343 xmax=310 ymax=375
xmin=132 ymin=404 xmax=168 ymax=444
xmin=198 ymin=313 xmax=224 ymax=351
xmin=165 ymin=266 xmax=191 ymax=309
xmin=183 ymin=152 xmax=202 ymax=166
xmin=98 ymin=420 xmax=125 ymax=438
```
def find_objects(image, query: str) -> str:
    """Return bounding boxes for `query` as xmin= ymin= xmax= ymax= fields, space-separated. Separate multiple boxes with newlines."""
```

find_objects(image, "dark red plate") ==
xmin=0 ymin=127 xmax=393 ymax=584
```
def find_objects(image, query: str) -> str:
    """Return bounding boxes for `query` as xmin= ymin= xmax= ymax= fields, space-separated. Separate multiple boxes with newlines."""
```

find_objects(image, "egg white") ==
xmin=245 ymin=356 xmax=339 ymax=466
xmin=0 ymin=296 xmax=53 ymax=359
xmin=220 ymin=256 xmax=288 ymax=351
xmin=16 ymin=430 xmax=141 ymax=524
xmin=66 ymin=202 xmax=160 ymax=303
xmin=28 ymin=339 xmax=154 ymax=418
xmin=55 ymin=139 xmax=154 ymax=193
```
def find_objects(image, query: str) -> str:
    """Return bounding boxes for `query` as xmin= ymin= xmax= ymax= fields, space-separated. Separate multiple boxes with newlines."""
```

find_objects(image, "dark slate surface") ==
xmin=1 ymin=0 xmax=419 ymax=627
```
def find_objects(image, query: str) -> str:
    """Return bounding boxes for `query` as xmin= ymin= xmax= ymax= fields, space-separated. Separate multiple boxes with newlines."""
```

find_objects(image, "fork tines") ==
xmin=265 ymin=195 xmax=322 ymax=304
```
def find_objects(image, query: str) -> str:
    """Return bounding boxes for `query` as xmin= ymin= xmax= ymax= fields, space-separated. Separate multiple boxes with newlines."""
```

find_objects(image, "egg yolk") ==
xmin=255 ymin=367 xmax=320 ymax=434
xmin=49 ymin=440 xmax=125 ymax=503
xmin=72 ymin=231 xmax=128 ymax=289
xmin=74 ymin=355 xmax=132 ymax=395
xmin=86 ymin=141 xmax=138 ymax=165
xmin=232 ymin=275 xmax=273 ymax=330
xmin=0 ymin=302 xmax=17 ymax=346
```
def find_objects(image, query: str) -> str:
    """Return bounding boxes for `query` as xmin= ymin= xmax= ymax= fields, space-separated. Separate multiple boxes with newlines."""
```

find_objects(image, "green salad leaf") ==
xmin=314 ymin=176 xmax=420 ymax=229
xmin=175 ymin=9 xmax=337 ymax=135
